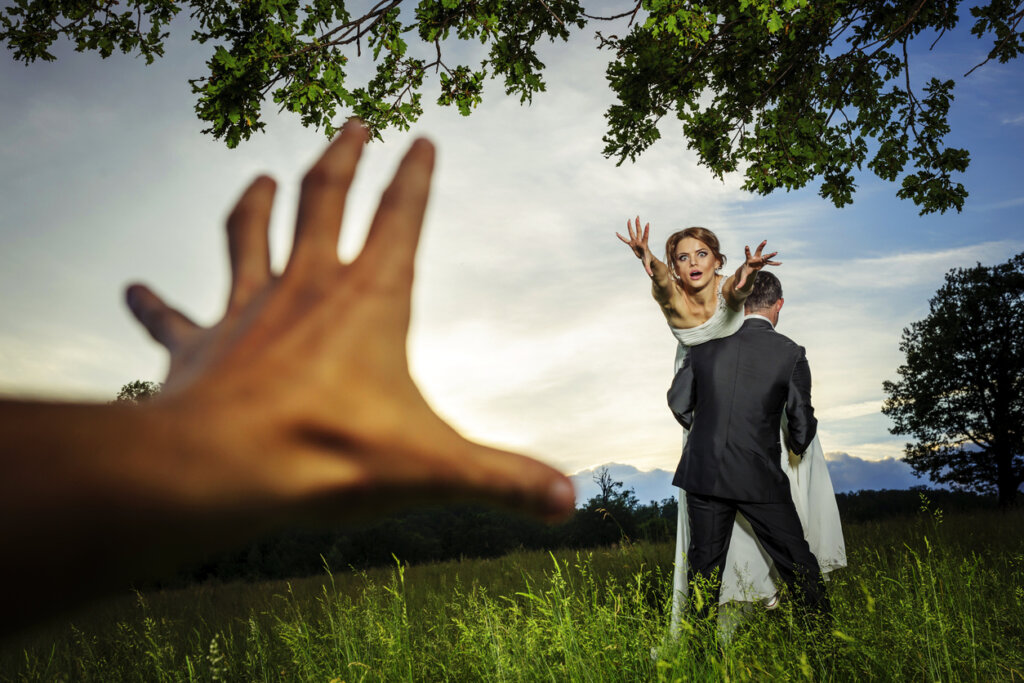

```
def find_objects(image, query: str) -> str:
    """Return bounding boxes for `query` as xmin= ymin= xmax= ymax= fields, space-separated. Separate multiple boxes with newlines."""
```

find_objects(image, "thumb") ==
xmin=444 ymin=441 xmax=577 ymax=521
xmin=330 ymin=431 xmax=577 ymax=522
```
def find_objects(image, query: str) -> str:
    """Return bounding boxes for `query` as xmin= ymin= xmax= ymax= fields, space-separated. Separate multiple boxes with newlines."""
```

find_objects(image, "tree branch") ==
xmin=270 ymin=0 xmax=403 ymax=61
xmin=536 ymin=0 xmax=569 ymax=32
xmin=902 ymin=38 xmax=921 ymax=139
xmin=857 ymin=0 xmax=930 ymax=59
xmin=964 ymin=5 xmax=1024 ymax=77
xmin=582 ymin=1 xmax=643 ymax=26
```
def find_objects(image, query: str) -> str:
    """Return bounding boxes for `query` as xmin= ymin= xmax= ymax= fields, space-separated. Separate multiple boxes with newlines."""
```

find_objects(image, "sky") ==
xmin=1 ymin=7 xmax=1022 ymax=493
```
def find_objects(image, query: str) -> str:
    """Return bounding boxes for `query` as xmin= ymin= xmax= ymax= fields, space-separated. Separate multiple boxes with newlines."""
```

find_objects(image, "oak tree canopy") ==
xmin=4 ymin=0 xmax=1022 ymax=212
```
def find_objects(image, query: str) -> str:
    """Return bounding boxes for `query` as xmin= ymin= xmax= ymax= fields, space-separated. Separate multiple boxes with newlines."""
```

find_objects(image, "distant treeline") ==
xmin=835 ymin=487 xmax=997 ymax=523
xmin=156 ymin=486 xmax=997 ymax=588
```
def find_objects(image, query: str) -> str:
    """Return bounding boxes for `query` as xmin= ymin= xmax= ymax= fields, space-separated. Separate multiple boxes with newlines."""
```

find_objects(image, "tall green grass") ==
xmin=3 ymin=504 xmax=1023 ymax=681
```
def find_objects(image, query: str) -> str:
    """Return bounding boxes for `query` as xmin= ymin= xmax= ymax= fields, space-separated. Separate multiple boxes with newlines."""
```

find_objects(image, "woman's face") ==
xmin=673 ymin=237 xmax=721 ymax=289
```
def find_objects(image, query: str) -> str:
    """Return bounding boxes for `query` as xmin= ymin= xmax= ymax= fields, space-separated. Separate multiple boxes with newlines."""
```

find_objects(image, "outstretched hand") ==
xmin=616 ymin=216 xmax=654 ymax=277
xmin=126 ymin=120 xmax=575 ymax=527
xmin=735 ymin=240 xmax=781 ymax=291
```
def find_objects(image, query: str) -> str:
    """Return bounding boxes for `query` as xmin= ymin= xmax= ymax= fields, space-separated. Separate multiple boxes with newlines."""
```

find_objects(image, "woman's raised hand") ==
xmin=616 ymin=216 xmax=654 ymax=277
xmin=735 ymin=240 xmax=781 ymax=290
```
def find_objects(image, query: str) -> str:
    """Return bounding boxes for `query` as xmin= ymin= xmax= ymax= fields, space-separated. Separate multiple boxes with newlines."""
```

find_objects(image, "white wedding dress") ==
xmin=667 ymin=279 xmax=847 ymax=634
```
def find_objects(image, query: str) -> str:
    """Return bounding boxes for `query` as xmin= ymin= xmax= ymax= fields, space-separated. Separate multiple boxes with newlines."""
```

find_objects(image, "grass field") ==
xmin=2 ymin=500 xmax=1023 ymax=681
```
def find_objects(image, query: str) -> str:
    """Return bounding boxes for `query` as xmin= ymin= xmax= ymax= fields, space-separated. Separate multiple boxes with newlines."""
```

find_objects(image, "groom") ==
xmin=667 ymin=271 xmax=829 ymax=619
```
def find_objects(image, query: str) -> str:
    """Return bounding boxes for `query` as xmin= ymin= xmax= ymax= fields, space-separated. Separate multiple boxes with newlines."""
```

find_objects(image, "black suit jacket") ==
xmin=667 ymin=317 xmax=817 ymax=503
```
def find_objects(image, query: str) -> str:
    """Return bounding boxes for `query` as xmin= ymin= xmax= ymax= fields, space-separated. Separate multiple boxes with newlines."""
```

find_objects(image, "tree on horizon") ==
xmin=113 ymin=379 xmax=162 ymax=404
xmin=882 ymin=253 xmax=1024 ymax=506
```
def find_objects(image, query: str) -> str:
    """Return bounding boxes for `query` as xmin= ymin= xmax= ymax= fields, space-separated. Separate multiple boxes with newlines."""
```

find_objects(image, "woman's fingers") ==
xmin=745 ymin=242 xmax=779 ymax=268
xmin=286 ymin=120 xmax=368 ymax=275
xmin=125 ymin=284 xmax=201 ymax=351
xmin=225 ymin=176 xmax=275 ymax=313
xmin=359 ymin=138 xmax=436 ymax=291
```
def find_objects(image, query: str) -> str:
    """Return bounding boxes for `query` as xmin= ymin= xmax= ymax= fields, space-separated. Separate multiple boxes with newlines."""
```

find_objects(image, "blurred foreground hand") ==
xmin=0 ymin=121 xmax=574 ymax=634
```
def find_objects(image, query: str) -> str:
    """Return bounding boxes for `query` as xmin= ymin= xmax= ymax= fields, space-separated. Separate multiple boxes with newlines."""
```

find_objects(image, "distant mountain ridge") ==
xmin=570 ymin=453 xmax=928 ymax=506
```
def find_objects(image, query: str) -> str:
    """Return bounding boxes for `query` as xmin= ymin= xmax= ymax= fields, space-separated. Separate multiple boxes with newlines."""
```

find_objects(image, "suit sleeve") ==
xmin=667 ymin=351 xmax=696 ymax=430
xmin=785 ymin=347 xmax=818 ymax=456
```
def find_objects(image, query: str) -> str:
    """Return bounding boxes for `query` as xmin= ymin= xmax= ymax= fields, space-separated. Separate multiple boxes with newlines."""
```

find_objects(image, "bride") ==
xmin=616 ymin=218 xmax=846 ymax=632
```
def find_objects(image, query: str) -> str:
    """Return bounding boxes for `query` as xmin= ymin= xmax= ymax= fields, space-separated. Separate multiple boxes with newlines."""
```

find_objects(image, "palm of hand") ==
xmin=736 ymin=240 xmax=781 ymax=290
xmin=617 ymin=216 xmax=653 ymax=275
xmin=126 ymin=123 xmax=572 ymax=524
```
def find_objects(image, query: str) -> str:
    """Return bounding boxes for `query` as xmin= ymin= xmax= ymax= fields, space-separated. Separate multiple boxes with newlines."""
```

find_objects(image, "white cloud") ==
xmin=817 ymin=399 xmax=884 ymax=422
xmin=0 ymin=324 xmax=162 ymax=401
xmin=977 ymin=196 xmax=1024 ymax=211
xmin=780 ymin=240 xmax=1024 ymax=293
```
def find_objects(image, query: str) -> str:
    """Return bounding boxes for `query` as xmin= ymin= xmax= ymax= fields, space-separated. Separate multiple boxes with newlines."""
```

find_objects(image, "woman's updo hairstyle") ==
xmin=664 ymin=227 xmax=726 ymax=279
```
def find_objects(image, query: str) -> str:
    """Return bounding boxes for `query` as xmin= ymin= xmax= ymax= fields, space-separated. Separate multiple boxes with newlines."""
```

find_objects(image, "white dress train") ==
xmin=666 ymin=280 xmax=847 ymax=634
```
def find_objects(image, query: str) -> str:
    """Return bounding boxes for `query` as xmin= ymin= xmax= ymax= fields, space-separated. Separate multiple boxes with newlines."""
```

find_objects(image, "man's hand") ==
xmin=126 ymin=120 xmax=575 ymax=527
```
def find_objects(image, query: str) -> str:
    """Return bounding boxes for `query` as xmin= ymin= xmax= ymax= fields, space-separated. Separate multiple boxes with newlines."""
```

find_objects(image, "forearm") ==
xmin=733 ymin=261 xmax=756 ymax=296
xmin=0 ymin=401 xmax=244 ymax=630
xmin=648 ymin=256 xmax=675 ymax=305
xmin=722 ymin=264 xmax=757 ymax=311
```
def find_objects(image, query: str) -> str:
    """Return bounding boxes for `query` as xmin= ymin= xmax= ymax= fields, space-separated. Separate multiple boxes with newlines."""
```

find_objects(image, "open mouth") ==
xmin=689 ymin=269 xmax=703 ymax=280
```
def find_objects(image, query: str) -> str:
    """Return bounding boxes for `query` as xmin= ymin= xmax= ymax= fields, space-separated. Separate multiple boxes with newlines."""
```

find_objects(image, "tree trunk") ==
xmin=997 ymin=483 xmax=1018 ymax=507
xmin=995 ymin=446 xmax=1020 ymax=508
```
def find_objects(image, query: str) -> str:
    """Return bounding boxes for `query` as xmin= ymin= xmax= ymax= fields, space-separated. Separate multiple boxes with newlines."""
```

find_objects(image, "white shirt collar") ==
xmin=745 ymin=313 xmax=775 ymax=328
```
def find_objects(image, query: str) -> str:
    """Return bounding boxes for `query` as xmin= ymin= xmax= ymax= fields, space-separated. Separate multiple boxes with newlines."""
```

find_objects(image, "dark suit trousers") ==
xmin=686 ymin=492 xmax=829 ymax=618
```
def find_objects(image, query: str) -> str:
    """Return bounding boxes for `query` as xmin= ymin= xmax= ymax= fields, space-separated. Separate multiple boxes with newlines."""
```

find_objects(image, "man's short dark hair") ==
xmin=744 ymin=271 xmax=783 ymax=313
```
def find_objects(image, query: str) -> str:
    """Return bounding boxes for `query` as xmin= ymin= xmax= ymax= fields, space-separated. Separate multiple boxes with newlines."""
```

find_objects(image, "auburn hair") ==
xmin=664 ymin=227 xmax=726 ymax=279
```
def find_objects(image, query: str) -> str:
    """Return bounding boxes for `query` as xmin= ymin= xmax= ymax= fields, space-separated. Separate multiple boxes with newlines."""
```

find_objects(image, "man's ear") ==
xmin=776 ymin=298 xmax=784 ymax=314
